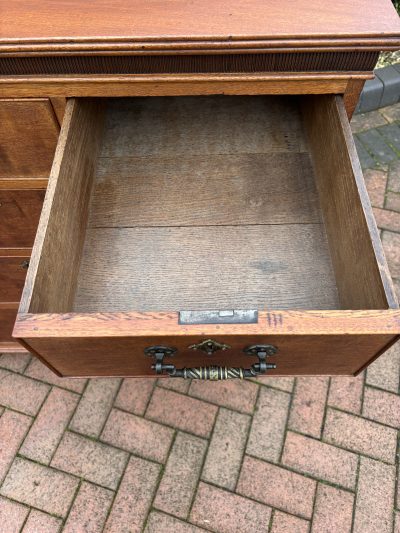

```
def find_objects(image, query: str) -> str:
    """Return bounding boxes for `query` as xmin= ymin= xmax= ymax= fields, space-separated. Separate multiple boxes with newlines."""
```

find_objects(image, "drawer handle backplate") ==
xmin=145 ymin=344 xmax=277 ymax=380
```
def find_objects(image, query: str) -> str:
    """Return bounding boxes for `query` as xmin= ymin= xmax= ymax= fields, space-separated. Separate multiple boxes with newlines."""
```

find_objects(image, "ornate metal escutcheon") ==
xmin=188 ymin=338 xmax=231 ymax=355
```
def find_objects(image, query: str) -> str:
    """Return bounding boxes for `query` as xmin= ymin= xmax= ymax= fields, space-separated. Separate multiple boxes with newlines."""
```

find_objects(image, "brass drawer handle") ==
xmin=145 ymin=344 xmax=277 ymax=380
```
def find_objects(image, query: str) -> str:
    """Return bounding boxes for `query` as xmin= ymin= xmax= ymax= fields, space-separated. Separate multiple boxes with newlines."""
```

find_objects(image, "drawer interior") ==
xmin=21 ymin=94 xmax=397 ymax=317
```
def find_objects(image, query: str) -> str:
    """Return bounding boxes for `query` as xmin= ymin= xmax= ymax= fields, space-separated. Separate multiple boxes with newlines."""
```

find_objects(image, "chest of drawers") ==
xmin=2 ymin=0 xmax=400 ymax=379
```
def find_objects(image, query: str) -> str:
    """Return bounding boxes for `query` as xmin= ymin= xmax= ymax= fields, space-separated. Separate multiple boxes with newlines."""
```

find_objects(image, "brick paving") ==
xmin=1 ymin=103 xmax=400 ymax=532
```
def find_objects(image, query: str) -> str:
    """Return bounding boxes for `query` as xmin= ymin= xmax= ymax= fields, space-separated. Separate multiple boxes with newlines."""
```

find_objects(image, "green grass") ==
xmin=393 ymin=0 xmax=400 ymax=14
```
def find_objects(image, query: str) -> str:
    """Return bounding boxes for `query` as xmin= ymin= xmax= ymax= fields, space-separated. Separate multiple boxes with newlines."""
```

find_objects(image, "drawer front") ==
xmin=0 ymin=252 xmax=30 ymax=302
xmin=0 ymin=98 xmax=59 ymax=179
xmin=0 ymin=303 xmax=19 ymax=344
xmin=0 ymin=190 xmax=45 ymax=247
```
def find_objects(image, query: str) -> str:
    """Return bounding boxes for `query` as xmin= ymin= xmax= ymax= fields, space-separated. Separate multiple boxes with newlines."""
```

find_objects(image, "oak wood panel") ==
xmin=0 ymin=190 xmax=45 ymax=247
xmin=0 ymin=251 xmax=30 ymax=302
xmin=50 ymin=97 xmax=67 ymax=125
xmin=100 ymin=95 xmax=307 ymax=157
xmin=0 ymin=302 xmax=19 ymax=345
xmin=74 ymin=225 xmax=338 ymax=312
xmin=343 ymin=78 xmax=366 ymax=118
xmin=0 ymin=179 xmax=48 ymax=189
xmin=0 ymin=75 xmax=354 ymax=99
xmin=0 ymin=98 xmax=59 ymax=179
xmin=14 ymin=310 xmax=400 ymax=376
xmin=302 ymin=95 xmax=397 ymax=310
xmin=19 ymin=99 xmax=105 ymax=315
xmin=92 ymin=154 xmax=320 ymax=227
xmin=1 ymin=0 xmax=399 ymax=52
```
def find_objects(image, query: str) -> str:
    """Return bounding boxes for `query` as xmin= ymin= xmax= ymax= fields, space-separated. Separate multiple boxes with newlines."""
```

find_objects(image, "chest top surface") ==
xmin=1 ymin=0 xmax=400 ymax=53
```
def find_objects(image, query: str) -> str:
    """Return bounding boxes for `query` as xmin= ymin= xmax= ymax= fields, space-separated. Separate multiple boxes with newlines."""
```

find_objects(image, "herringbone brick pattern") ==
xmin=1 ymin=103 xmax=400 ymax=533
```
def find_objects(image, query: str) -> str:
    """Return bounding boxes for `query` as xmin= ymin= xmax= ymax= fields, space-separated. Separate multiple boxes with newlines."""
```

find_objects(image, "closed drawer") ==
xmin=0 ymin=190 xmax=45 ymax=247
xmin=0 ymin=250 xmax=30 ymax=302
xmin=0 ymin=303 xmax=19 ymax=345
xmin=13 ymin=95 xmax=399 ymax=378
xmin=0 ymin=98 xmax=59 ymax=180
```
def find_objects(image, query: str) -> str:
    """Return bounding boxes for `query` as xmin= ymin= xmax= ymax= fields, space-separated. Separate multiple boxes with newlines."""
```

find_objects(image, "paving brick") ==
xmin=0 ymin=457 xmax=78 ymax=517
xmin=0 ymin=353 xmax=31 ymax=373
xmin=23 ymin=510 xmax=62 ymax=533
xmin=202 ymin=408 xmax=250 ymax=490
xmin=395 ymin=512 xmax=400 ymax=533
xmin=104 ymin=456 xmax=160 ymax=533
xmin=101 ymin=408 xmax=174 ymax=463
xmin=145 ymin=511 xmax=208 ymax=532
xmin=355 ymin=137 xmax=376 ymax=169
xmin=386 ymin=191 xmax=400 ymax=212
xmin=254 ymin=376 xmax=294 ymax=392
xmin=237 ymin=456 xmax=316 ymax=519
xmin=20 ymin=387 xmax=78 ymax=464
xmin=69 ymin=378 xmax=120 ymax=438
xmin=51 ymin=432 xmax=128 ymax=490
xmin=188 ymin=379 xmax=258 ymax=414
xmin=366 ymin=341 xmax=400 ymax=393
xmin=328 ymin=374 xmax=364 ymax=414
xmin=382 ymin=231 xmax=400 ymax=277
xmin=157 ymin=377 xmax=191 ymax=394
xmin=378 ymin=123 xmax=400 ymax=153
xmin=381 ymin=102 xmax=400 ymax=122
xmin=0 ymin=409 xmax=31 ymax=483
xmin=288 ymin=377 xmax=328 ymax=438
xmin=363 ymin=386 xmax=400 ymax=428
xmin=354 ymin=457 xmax=396 ymax=533
xmin=376 ymin=66 xmax=400 ymax=108
xmin=363 ymin=169 xmax=387 ymax=208
xmin=146 ymin=387 xmax=217 ymax=438
xmin=247 ymin=386 xmax=290 ymax=462
xmin=351 ymin=110 xmax=388 ymax=133
xmin=312 ymin=484 xmax=354 ymax=533
xmin=282 ymin=431 xmax=358 ymax=489
xmin=155 ymin=432 xmax=207 ymax=518
xmin=357 ymin=129 xmax=397 ymax=166
xmin=270 ymin=511 xmax=310 ymax=533
xmin=323 ymin=408 xmax=397 ymax=463
xmin=0 ymin=496 xmax=29 ymax=533
xmin=374 ymin=207 xmax=400 ymax=233
xmin=63 ymin=482 xmax=114 ymax=533
xmin=190 ymin=482 xmax=272 ymax=533
xmin=388 ymin=159 xmax=400 ymax=192
xmin=25 ymin=358 xmax=87 ymax=393
xmin=0 ymin=369 xmax=49 ymax=415
xmin=115 ymin=378 xmax=155 ymax=415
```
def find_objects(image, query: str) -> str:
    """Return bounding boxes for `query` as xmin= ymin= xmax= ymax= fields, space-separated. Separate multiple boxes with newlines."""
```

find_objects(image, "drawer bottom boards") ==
xmin=14 ymin=95 xmax=400 ymax=378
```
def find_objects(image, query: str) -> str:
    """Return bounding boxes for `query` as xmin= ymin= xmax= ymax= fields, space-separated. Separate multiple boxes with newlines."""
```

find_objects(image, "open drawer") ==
xmin=13 ymin=94 xmax=400 ymax=378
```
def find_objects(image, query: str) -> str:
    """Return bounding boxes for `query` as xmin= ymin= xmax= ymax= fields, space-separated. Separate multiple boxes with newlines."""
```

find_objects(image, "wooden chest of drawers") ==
xmin=1 ymin=0 xmax=400 ymax=379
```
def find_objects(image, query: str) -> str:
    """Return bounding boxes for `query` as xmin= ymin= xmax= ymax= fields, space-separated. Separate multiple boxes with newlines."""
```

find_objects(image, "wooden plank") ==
xmin=74 ymin=225 xmax=339 ymax=312
xmin=0 ymin=253 xmax=30 ymax=302
xmin=1 ymin=0 xmax=399 ymax=51
xmin=0 ymin=75 xmax=352 ymax=98
xmin=101 ymin=95 xmax=308 ymax=158
xmin=0 ymin=98 xmax=59 ymax=179
xmin=92 ymin=153 xmax=320 ymax=227
xmin=343 ymin=78 xmax=366 ymax=118
xmin=50 ymin=97 xmax=67 ymax=125
xmin=0 ymin=178 xmax=48 ymax=189
xmin=19 ymin=98 xmax=105 ymax=314
xmin=302 ymin=95 xmax=398 ymax=310
xmin=0 ymin=190 xmax=45 ymax=247
xmin=0 ymin=302 xmax=19 ymax=345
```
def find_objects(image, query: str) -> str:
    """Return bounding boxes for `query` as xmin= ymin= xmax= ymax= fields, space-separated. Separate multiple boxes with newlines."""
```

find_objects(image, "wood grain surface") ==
xmin=0 ymin=189 xmax=45 ymax=247
xmin=302 ymin=95 xmax=397 ymax=310
xmin=0 ymin=99 xmax=59 ymax=179
xmin=1 ymin=0 xmax=399 ymax=52
xmin=0 ymin=251 xmax=30 ymax=302
xmin=74 ymin=225 xmax=338 ymax=312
